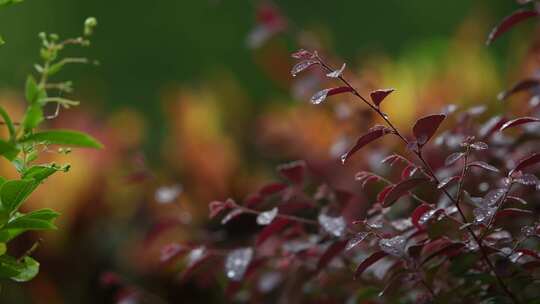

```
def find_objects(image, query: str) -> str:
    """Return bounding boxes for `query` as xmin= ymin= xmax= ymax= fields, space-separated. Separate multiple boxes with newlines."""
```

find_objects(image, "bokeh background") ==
xmin=0 ymin=1 xmax=536 ymax=303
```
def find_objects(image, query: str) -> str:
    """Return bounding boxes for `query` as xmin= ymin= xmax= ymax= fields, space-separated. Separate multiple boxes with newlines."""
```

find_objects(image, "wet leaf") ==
xmin=487 ymin=9 xmax=539 ymax=45
xmin=291 ymin=59 xmax=318 ymax=77
xmin=256 ymin=218 xmax=291 ymax=246
xmin=326 ymin=63 xmax=346 ymax=78
xmin=370 ymin=88 xmax=395 ymax=107
xmin=354 ymin=251 xmax=389 ymax=280
xmin=411 ymin=204 xmax=433 ymax=229
xmin=468 ymin=161 xmax=500 ymax=173
xmin=445 ymin=152 xmax=465 ymax=166
xmin=383 ymin=178 xmax=429 ymax=207
xmin=500 ymin=116 xmax=540 ymax=132
xmin=311 ymin=86 xmax=354 ymax=104
xmin=341 ymin=126 xmax=392 ymax=163
xmin=437 ymin=176 xmax=460 ymax=189
xmin=413 ymin=114 xmax=446 ymax=146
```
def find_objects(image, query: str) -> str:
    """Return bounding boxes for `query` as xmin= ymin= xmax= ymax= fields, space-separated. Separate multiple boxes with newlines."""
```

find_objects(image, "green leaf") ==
xmin=0 ymin=139 xmax=19 ymax=161
xmin=0 ymin=179 xmax=37 ymax=217
xmin=22 ymin=130 xmax=103 ymax=149
xmin=22 ymin=104 xmax=44 ymax=131
xmin=12 ymin=256 xmax=38 ymax=282
xmin=24 ymin=75 xmax=46 ymax=106
xmin=0 ymin=106 xmax=15 ymax=142
xmin=0 ymin=255 xmax=39 ymax=282
xmin=22 ymin=165 xmax=58 ymax=182
xmin=0 ymin=0 xmax=23 ymax=7
xmin=0 ymin=243 xmax=6 ymax=256
xmin=0 ymin=209 xmax=60 ymax=242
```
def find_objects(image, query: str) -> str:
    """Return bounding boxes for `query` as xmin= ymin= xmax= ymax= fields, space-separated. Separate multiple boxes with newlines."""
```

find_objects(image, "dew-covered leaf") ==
xmin=310 ymin=87 xmax=354 ymax=104
xmin=354 ymin=251 xmax=389 ymax=280
xmin=291 ymin=59 xmax=318 ymax=77
xmin=470 ymin=141 xmax=488 ymax=151
xmin=225 ymin=248 xmax=253 ymax=281
xmin=378 ymin=235 xmax=407 ymax=257
xmin=291 ymin=49 xmax=313 ymax=60
xmin=370 ymin=88 xmax=395 ymax=107
xmin=341 ymin=126 xmax=392 ymax=163
xmin=445 ymin=152 xmax=465 ymax=166
xmin=346 ymin=232 xmax=370 ymax=251
xmin=468 ymin=161 xmax=500 ymax=173
xmin=318 ymin=213 xmax=346 ymax=238
xmin=413 ymin=114 xmax=446 ymax=146
xmin=487 ymin=9 xmax=539 ymax=45
xmin=483 ymin=188 xmax=506 ymax=207
xmin=500 ymin=117 xmax=540 ymax=132
xmin=383 ymin=178 xmax=429 ymax=207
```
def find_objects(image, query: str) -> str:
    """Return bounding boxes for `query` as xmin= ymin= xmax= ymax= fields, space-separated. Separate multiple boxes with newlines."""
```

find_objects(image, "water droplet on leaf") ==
xmin=225 ymin=248 xmax=254 ymax=281
xmin=256 ymin=207 xmax=278 ymax=225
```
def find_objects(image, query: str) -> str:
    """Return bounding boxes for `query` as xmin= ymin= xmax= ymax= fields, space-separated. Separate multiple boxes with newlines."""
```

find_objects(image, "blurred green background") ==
xmin=0 ymin=1 xmax=519 ymax=153
xmin=0 ymin=1 xmax=535 ymax=303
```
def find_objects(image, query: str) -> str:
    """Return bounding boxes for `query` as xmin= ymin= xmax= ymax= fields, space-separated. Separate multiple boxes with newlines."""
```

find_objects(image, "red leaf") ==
xmin=479 ymin=116 xmax=508 ymax=139
xmin=411 ymin=204 xmax=433 ymax=230
xmin=499 ymin=116 xmax=540 ymax=132
xmin=467 ymin=161 xmax=500 ymax=173
xmin=342 ymin=126 xmax=392 ymax=163
xmin=317 ymin=240 xmax=348 ymax=271
xmin=421 ymin=242 xmax=465 ymax=266
xmin=277 ymin=160 xmax=306 ymax=184
xmin=515 ymin=248 xmax=540 ymax=260
xmin=383 ymin=178 xmax=429 ymax=207
xmin=495 ymin=208 xmax=533 ymax=220
xmin=401 ymin=164 xmax=418 ymax=180
xmin=377 ymin=185 xmax=395 ymax=204
xmin=311 ymin=87 xmax=354 ymax=104
xmin=511 ymin=153 xmax=540 ymax=175
xmin=209 ymin=199 xmax=235 ymax=219
xmin=413 ymin=114 xmax=446 ymax=146
xmin=259 ymin=182 xmax=288 ymax=197
xmin=354 ymin=251 xmax=389 ymax=280
xmin=498 ymin=79 xmax=540 ymax=100
xmin=487 ymin=9 xmax=539 ymax=45
xmin=256 ymin=218 xmax=291 ymax=246
xmin=370 ymin=88 xmax=395 ymax=107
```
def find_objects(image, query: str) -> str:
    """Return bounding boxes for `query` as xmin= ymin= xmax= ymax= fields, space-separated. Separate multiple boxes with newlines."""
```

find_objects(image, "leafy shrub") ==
xmin=156 ymin=1 xmax=540 ymax=303
xmin=0 ymin=1 xmax=101 ymax=283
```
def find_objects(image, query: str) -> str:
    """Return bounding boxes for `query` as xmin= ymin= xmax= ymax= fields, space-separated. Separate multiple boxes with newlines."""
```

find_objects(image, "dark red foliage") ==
xmin=370 ymin=88 xmax=395 ymax=107
xmin=354 ymin=251 xmax=389 ymax=280
xmin=412 ymin=114 xmax=446 ymax=146
xmin=342 ymin=126 xmax=392 ymax=163
xmin=382 ymin=177 xmax=429 ymax=207
xmin=487 ymin=9 xmax=539 ymax=45
xmin=498 ymin=79 xmax=540 ymax=100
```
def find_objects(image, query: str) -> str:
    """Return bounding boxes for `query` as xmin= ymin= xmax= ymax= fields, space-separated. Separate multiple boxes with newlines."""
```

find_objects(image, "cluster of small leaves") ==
xmin=158 ymin=1 xmax=540 ymax=303
xmin=0 ymin=17 xmax=102 ymax=282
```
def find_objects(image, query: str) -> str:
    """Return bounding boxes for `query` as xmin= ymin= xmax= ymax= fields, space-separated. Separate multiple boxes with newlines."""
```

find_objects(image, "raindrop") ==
xmin=318 ymin=213 xmax=346 ymax=237
xmin=345 ymin=232 xmax=370 ymax=251
xmin=378 ymin=235 xmax=407 ymax=257
xmin=311 ymin=89 xmax=331 ymax=105
xmin=515 ymin=173 xmax=539 ymax=186
xmin=256 ymin=207 xmax=279 ymax=225
xmin=521 ymin=225 xmax=536 ymax=237
xmin=225 ymin=248 xmax=254 ymax=281
xmin=366 ymin=215 xmax=384 ymax=229
xmin=187 ymin=247 xmax=206 ymax=267
xmin=509 ymin=252 xmax=524 ymax=263
xmin=155 ymin=184 xmax=183 ymax=204
xmin=419 ymin=210 xmax=437 ymax=225
xmin=340 ymin=153 xmax=348 ymax=165
xmin=483 ymin=188 xmax=506 ymax=207
xmin=473 ymin=206 xmax=496 ymax=225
